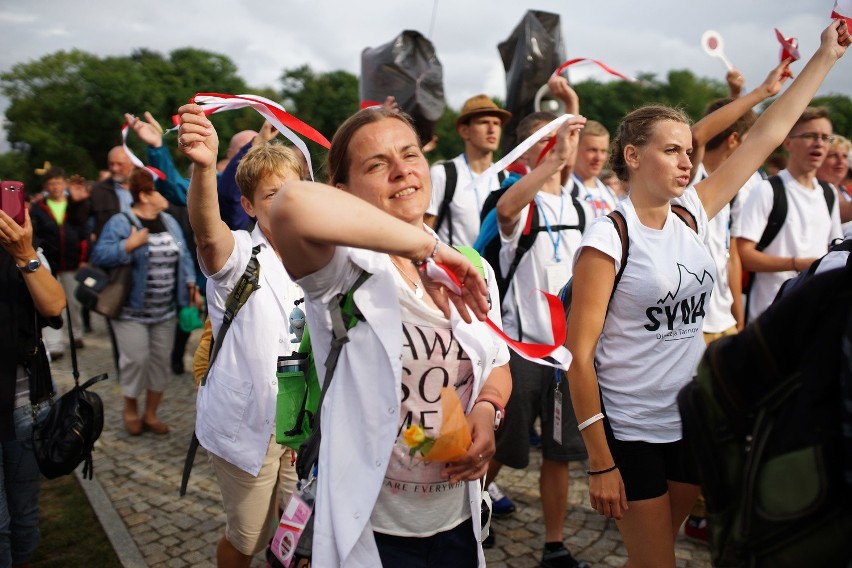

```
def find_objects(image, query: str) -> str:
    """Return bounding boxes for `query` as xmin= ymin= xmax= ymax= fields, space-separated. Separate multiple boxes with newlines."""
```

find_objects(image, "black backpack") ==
xmin=678 ymin=262 xmax=852 ymax=567
xmin=743 ymin=174 xmax=836 ymax=321
xmin=432 ymin=160 xmax=506 ymax=246
xmin=475 ymin=175 xmax=587 ymax=303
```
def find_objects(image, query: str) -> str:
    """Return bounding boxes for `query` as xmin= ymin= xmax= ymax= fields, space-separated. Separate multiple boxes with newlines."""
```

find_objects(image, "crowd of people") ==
xmin=0 ymin=15 xmax=850 ymax=568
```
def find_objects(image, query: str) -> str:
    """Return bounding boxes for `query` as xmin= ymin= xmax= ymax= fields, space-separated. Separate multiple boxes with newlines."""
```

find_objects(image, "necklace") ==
xmin=390 ymin=257 xmax=424 ymax=299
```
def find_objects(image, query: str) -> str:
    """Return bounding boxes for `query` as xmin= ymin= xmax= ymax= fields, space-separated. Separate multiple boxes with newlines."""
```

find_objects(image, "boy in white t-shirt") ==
xmin=486 ymin=111 xmax=592 ymax=568
xmin=737 ymin=107 xmax=843 ymax=322
xmin=570 ymin=120 xmax=618 ymax=217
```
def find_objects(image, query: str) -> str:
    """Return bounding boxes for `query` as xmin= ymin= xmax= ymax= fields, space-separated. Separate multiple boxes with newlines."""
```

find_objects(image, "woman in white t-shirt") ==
xmin=266 ymin=108 xmax=511 ymax=567
xmin=565 ymin=21 xmax=849 ymax=568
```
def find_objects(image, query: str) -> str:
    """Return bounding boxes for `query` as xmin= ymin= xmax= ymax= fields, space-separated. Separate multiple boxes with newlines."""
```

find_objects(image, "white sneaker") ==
xmin=487 ymin=482 xmax=507 ymax=501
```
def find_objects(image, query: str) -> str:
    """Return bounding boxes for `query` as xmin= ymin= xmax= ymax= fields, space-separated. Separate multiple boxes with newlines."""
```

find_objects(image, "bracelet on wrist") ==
xmin=790 ymin=257 xmax=797 ymax=272
xmin=474 ymin=397 xmax=505 ymax=431
xmin=586 ymin=464 xmax=618 ymax=476
xmin=413 ymin=236 xmax=440 ymax=268
xmin=577 ymin=412 xmax=604 ymax=431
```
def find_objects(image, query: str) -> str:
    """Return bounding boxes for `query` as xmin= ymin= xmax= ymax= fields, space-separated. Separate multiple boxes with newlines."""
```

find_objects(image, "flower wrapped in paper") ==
xmin=402 ymin=387 xmax=471 ymax=463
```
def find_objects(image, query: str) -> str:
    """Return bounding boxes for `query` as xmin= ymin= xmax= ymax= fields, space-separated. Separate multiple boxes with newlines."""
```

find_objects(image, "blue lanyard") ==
xmin=535 ymin=192 xmax=565 ymax=263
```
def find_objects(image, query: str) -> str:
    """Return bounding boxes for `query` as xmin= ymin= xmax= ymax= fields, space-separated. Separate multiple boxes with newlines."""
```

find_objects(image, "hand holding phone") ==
xmin=1 ymin=181 xmax=26 ymax=226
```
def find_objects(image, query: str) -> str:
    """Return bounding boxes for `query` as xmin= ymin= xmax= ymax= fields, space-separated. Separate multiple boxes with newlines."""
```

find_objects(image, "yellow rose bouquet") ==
xmin=402 ymin=388 xmax=471 ymax=463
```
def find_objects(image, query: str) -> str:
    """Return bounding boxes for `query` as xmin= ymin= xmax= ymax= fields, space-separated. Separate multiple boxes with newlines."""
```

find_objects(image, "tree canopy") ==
xmin=1 ymin=48 xmax=850 ymax=190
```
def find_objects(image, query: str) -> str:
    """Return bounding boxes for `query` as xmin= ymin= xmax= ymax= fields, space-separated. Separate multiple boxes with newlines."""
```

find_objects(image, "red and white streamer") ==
xmin=552 ymin=58 xmax=635 ymax=83
xmin=774 ymin=28 xmax=800 ymax=78
xmin=121 ymin=123 xmax=166 ymax=181
xmin=186 ymin=93 xmax=332 ymax=181
xmin=460 ymin=113 xmax=576 ymax=197
xmin=832 ymin=0 xmax=852 ymax=28
xmin=422 ymin=260 xmax=573 ymax=371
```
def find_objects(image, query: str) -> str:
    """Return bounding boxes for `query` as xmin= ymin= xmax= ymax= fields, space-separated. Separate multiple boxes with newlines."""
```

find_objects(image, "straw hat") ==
xmin=455 ymin=94 xmax=512 ymax=127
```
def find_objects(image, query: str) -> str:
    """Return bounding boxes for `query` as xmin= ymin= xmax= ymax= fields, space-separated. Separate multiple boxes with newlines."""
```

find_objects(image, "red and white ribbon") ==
xmin=185 ymin=93 xmax=332 ymax=181
xmin=774 ymin=28 xmax=800 ymax=78
xmin=833 ymin=0 xmax=852 ymax=28
xmin=422 ymin=260 xmax=573 ymax=371
xmin=121 ymin=123 xmax=166 ymax=180
xmin=552 ymin=58 xmax=635 ymax=83
xmin=460 ymin=113 xmax=576 ymax=197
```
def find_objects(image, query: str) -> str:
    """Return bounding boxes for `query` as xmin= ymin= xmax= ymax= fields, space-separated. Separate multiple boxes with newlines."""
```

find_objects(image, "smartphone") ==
xmin=1 ymin=181 xmax=25 ymax=226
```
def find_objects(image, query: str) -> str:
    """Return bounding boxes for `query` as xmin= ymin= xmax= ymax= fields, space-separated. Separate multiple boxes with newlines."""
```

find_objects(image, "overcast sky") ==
xmin=1 ymin=0 xmax=850 ymax=151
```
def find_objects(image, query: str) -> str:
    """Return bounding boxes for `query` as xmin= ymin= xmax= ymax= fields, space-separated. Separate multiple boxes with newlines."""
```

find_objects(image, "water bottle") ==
xmin=276 ymin=352 xmax=310 ymax=447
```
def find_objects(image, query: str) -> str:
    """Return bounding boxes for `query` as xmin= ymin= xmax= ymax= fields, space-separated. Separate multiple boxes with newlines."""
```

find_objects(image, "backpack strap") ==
xmin=502 ymin=193 xmax=587 ymax=304
xmin=433 ymin=161 xmax=458 ymax=242
xmin=199 ymin=245 xmax=262 ymax=387
xmin=295 ymin=271 xmax=370 ymax=480
xmin=757 ymin=175 xmax=787 ymax=252
xmin=606 ymin=210 xmax=630 ymax=296
xmin=818 ymin=180 xmax=837 ymax=214
xmin=180 ymin=244 xmax=261 ymax=497
xmin=671 ymin=204 xmax=698 ymax=234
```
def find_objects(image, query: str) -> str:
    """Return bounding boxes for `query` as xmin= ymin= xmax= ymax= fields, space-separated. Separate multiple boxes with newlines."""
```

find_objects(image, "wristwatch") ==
xmin=17 ymin=258 xmax=41 ymax=273
xmin=475 ymin=398 xmax=505 ymax=431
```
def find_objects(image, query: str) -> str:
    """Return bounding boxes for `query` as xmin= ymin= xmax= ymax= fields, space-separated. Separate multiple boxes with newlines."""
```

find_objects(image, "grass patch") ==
xmin=32 ymin=475 xmax=122 ymax=568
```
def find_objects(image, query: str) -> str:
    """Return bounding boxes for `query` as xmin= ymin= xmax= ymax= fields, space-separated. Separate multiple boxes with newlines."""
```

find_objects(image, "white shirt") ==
xmin=694 ymin=164 xmax=737 ymax=334
xmin=571 ymin=174 xmax=618 ymax=218
xmin=575 ymin=188 xmax=715 ymax=443
xmin=500 ymin=188 xmax=590 ymax=343
xmin=370 ymin=279 xmax=474 ymax=536
xmin=738 ymin=169 xmax=842 ymax=321
xmin=296 ymin=245 xmax=509 ymax=567
xmin=729 ymin=171 xmax=765 ymax=238
xmin=427 ymin=154 xmax=504 ymax=246
xmin=196 ymin=226 xmax=303 ymax=475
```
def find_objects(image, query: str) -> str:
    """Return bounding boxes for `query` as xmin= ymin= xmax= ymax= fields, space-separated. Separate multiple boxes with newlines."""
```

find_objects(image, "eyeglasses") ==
xmin=788 ymin=132 xmax=836 ymax=144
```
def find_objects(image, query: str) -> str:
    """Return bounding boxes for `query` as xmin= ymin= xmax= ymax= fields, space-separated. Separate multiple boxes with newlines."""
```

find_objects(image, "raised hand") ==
xmin=125 ymin=111 xmax=165 ymax=148
xmin=726 ymin=68 xmax=745 ymax=98
xmin=177 ymin=103 xmax=219 ymax=169
xmin=756 ymin=59 xmax=793 ymax=99
xmin=822 ymin=17 xmax=851 ymax=59
xmin=252 ymin=120 xmax=280 ymax=147
xmin=419 ymin=243 xmax=490 ymax=324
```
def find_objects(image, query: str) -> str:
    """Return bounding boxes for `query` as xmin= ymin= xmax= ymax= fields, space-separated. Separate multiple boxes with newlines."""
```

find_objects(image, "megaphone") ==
xmin=533 ymin=83 xmax=566 ymax=114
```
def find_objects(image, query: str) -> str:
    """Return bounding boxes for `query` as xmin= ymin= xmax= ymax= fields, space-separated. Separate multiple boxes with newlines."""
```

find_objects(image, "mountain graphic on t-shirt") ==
xmin=657 ymin=263 xmax=714 ymax=304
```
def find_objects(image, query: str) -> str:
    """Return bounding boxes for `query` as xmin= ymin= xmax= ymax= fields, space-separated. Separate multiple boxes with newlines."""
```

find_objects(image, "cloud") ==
xmin=1 ymin=0 xmax=850 ymax=152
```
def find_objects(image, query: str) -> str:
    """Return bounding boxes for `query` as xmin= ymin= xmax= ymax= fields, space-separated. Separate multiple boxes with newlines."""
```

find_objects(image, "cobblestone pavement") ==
xmin=49 ymin=315 xmax=710 ymax=567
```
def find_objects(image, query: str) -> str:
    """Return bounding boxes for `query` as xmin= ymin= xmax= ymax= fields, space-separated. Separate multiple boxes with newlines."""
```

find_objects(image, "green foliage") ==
xmin=813 ymin=94 xmax=852 ymax=138
xmin=0 ymin=47 xmax=252 ymax=187
xmin=279 ymin=65 xmax=360 ymax=178
xmin=2 ymin=52 xmax=851 ymax=191
xmin=574 ymin=70 xmax=729 ymax=133
xmin=429 ymin=105 xmax=463 ymax=164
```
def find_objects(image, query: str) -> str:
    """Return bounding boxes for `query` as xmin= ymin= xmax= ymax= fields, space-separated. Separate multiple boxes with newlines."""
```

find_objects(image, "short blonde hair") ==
xmin=580 ymin=120 xmax=609 ymax=140
xmin=235 ymin=142 xmax=304 ymax=202
xmin=830 ymin=134 xmax=851 ymax=154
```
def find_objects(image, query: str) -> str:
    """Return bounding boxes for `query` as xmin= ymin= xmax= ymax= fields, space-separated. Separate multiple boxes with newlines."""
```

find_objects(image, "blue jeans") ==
xmin=0 ymin=403 xmax=48 ymax=567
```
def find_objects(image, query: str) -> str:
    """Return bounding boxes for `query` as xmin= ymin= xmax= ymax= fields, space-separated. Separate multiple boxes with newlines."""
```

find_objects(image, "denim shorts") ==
xmin=0 ymin=403 xmax=49 ymax=566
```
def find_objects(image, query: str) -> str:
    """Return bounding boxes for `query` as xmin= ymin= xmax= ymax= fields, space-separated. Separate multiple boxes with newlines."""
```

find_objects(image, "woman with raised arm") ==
xmin=565 ymin=19 xmax=849 ymax=568
xmin=179 ymin=105 xmax=512 ymax=567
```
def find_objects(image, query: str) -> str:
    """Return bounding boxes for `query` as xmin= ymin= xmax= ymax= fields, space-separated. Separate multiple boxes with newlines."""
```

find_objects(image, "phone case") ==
xmin=1 ymin=181 xmax=26 ymax=225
